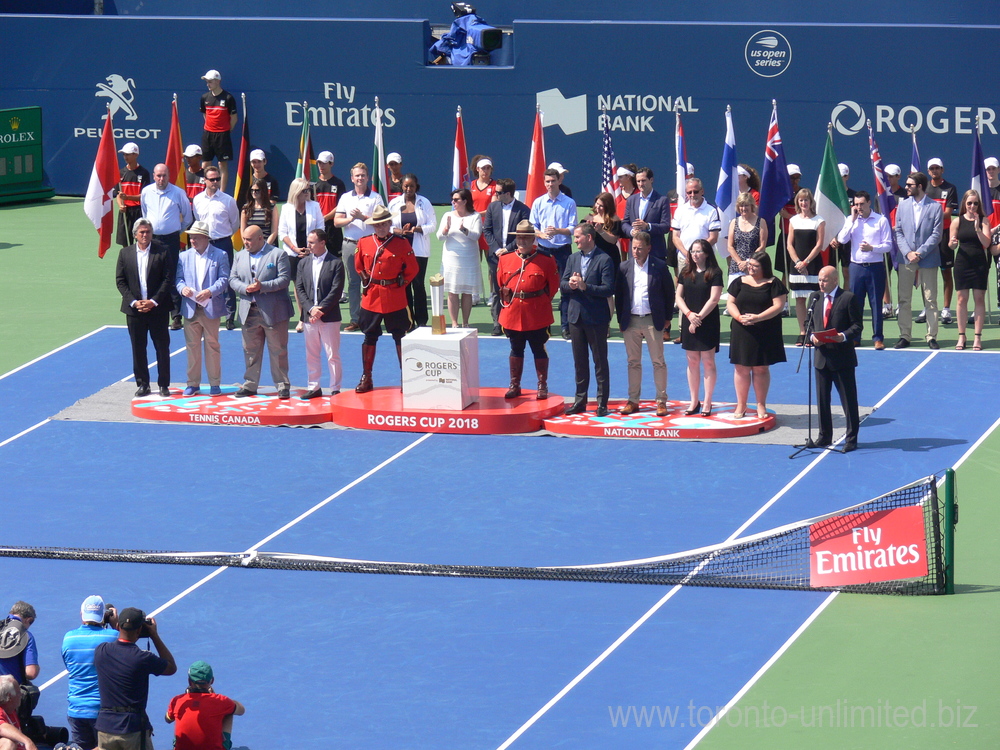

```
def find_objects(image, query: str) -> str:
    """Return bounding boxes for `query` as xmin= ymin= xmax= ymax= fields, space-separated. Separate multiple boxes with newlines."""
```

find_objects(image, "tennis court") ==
xmin=1 ymin=199 xmax=998 ymax=748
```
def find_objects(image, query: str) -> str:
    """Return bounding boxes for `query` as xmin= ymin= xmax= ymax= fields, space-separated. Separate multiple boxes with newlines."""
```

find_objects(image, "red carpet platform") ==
xmin=330 ymin=387 xmax=565 ymax=434
xmin=543 ymin=400 xmax=776 ymax=440
xmin=130 ymin=386 xmax=333 ymax=426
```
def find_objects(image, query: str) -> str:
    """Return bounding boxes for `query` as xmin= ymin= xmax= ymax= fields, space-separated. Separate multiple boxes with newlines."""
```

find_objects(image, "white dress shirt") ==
xmin=630 ymin=257 xmax=651 ymax=315
xmin=193 ymin=190 xmax=240 ymax=239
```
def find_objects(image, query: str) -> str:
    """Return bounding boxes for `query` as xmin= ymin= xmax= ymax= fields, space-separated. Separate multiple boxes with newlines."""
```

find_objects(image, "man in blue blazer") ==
xmin=176 ymin=221 xmax=231 ymax=396
xmin=614 ymin=232 xmax=675 ymax=416
xmin=561 ymin=223 xmax=615 ymax=416
xmin=294 ymin=228 xmax=345 ymax=398
xmin=893 ymin=171 xmax=943 ymax=349
xmin=621 ymin=167 xmax=671 ymax=262
xmin=482 ymin=178 xmax=530 ymax=336
xmin=229 ymin=225 xmax=294 ymax=398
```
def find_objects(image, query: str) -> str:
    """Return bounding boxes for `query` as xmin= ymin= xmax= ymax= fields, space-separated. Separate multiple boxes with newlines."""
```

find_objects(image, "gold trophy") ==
xmin=429 ymin=274 xmax=447 ymax=334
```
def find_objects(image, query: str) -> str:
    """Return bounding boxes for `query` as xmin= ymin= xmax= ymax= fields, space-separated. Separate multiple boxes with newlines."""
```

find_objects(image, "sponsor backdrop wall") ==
xmin=2 ymin=14 xmax=998 ymax=204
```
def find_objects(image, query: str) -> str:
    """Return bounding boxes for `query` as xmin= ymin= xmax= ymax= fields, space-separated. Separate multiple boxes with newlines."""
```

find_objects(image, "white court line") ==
xmin=496 ymin=350 xmax=940 ymax=749
xmin=0 ymin=326 xmax=113 ymax=382
xmin=0 ymin=420 xmax=50 ymax=449
xmin=682 ymin=592 xmax=839 ymax=749
xmin=38 ymin=431 xmax=434 ymax=692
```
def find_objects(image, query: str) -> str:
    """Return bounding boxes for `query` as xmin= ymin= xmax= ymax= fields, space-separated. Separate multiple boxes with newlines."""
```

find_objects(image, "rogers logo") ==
xmin=831 ymin=100 xmax=866 ymax=136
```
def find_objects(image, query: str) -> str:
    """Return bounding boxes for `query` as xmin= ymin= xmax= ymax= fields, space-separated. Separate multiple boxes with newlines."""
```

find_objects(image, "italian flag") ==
xmin=815 ymin=128 xmax=850 ymax=244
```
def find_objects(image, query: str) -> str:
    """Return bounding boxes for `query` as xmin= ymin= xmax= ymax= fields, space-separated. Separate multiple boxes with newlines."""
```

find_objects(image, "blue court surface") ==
xmin=1 ymin=327 xmax=996 ymax=749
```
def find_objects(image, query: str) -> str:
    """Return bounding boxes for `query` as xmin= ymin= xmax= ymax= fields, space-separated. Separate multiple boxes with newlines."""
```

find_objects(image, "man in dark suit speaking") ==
xmin=115 ymin=217 xmax=174 ymax=397
xmin=561 ymin=223 xmax=615 ymax=416
xmin=809 ymin=265 xmax=863 ymax=452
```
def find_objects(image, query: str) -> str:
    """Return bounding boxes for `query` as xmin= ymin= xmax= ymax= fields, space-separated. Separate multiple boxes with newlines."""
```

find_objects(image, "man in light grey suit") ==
xmin=176 ymin=221 xmax=231 ymax=395
xmin=229 ymin=224 xmax=294 ymax=397
xmin=893 ymin=171 xmax=944 ymax=349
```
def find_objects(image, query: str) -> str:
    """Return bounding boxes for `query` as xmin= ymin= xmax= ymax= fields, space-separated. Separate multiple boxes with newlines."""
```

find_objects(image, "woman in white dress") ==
xmin=785 ymin=188 xmax=826 ymax=345
xmin=436 ymin=188 xmax=482 ymax=328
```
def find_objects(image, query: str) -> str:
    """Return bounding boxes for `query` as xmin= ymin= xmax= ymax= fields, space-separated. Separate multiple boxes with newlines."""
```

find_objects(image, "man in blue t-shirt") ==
xmin=62 ymin=596 xmax=119 ymax=749
xmin=94 ymin=607 xmax=176 ymax=750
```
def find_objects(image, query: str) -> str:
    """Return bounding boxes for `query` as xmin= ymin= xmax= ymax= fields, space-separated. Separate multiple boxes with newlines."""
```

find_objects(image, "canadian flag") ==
xmin=525 ymin=108 xmax=546 ymax=206
xmin=83 ymin=113 xmax=118 ymax=258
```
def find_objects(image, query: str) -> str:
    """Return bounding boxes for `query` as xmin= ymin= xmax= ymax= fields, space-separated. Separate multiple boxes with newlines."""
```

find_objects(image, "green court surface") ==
xmin=2 ymin=197 xmax=997 ymax=747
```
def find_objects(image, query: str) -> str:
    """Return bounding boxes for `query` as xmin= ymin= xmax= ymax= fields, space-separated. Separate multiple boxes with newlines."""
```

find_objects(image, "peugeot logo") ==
xmin=831 ymin=100 xmax=866 ymax=136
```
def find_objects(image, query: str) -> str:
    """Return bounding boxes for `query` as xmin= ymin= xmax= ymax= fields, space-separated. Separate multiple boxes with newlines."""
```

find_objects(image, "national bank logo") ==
xmin=96 ymin=74 xmax=139 ymax=121
xmin=536 ymin=88 xmax=587 ymax=135
xmin=831 ymin=100 xmax=867 ymax=136
xmin=745 ymin=30 xmax=792 ymax=78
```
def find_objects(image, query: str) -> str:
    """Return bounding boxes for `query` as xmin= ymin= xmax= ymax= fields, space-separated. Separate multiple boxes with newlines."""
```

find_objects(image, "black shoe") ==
xmin=158 ymin=386 xmax=171 ymax=397
xmin=565 ymin=399 xmax=587 ymax=415
xmin=927 ymin=338 xmax=940 ymax=350
xmin=170 ymin=315 xmax=182 ymax=331
xmin=684 ymin=401 xmax=702 ymax=416
xmin=300 ymin=388 xmax=322 ymax=400
xmin=562 ymin=328 xmax=571 ymax=340
xmin=893 ymin=339 xmax=910 ymax=349
xmin=278 ymin=386 xmax=291 ymax=399
xmin=225 ymin=316 xmax=236 ymax=331
xmin=492 ymin=324 xmax=503 ymax=336
xmin=134 ymin=385 xmax=151 ymax=398
xmin=811 ymin=437 xmax=832 ymax=448
xmin=843 ymin=443 xmax=857 ymax=453
xmin=595 ymin=405 xmax=609 ymax=417
xmin=234 ymin=388 xmax=257 ymax=397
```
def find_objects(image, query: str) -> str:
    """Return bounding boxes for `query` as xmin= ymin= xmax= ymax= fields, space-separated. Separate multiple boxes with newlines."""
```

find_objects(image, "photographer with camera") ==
xmin=94 ymin=608 xmax=176 ymax=750
xmin=62 ymin=597 xmax=120 ymax=749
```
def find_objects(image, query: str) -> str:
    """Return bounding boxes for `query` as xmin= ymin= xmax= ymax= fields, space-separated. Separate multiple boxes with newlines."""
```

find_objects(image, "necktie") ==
xmin=823 ymin=295 xmax=833 ymax=329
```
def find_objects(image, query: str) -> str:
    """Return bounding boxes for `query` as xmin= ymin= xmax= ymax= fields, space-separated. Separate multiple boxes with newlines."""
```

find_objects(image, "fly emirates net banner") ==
xmin=809 ymin=506 xmax=927 ymax=588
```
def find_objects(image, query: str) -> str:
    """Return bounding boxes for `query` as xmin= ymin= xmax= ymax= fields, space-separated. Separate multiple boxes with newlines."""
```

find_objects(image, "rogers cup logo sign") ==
xmin=809 ymin=506 xmax=927 ymax=588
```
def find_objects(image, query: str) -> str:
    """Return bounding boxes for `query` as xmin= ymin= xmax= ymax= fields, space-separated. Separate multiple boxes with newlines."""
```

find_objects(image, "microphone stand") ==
xmin=790 ymin=291 xmax=822 ymax=458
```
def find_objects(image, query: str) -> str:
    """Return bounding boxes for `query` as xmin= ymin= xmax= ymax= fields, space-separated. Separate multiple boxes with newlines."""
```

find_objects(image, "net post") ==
xmin=943 ymin=468 xmax=956 ymax=594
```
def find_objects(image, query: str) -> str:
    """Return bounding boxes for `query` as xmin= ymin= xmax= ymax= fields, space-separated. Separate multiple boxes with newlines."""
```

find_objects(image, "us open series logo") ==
xmin=745 ymin=30 xmax=792 ymax=78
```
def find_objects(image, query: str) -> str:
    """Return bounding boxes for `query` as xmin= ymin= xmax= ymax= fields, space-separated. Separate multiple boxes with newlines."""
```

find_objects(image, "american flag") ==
xmin=600 ymin=113 xmax=619 ymax=198
xmin=868 ymin=122 xmax=899 ymax=266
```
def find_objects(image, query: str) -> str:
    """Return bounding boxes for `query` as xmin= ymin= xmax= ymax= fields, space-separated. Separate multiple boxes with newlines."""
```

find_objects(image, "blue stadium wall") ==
xmin=1 ymin=13 xmax=998 ymax=203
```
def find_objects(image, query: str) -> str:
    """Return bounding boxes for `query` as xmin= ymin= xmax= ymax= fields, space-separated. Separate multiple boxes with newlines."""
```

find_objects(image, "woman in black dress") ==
xmin=677 ymin=239 xmax=723 ymax=415
xmin=727 ymin=250 xmax=788 ymax=418
xmin=587 ymin=192 xmax=623 ymax=333
xmin=949 ymin=190 xmax=993 ymax=350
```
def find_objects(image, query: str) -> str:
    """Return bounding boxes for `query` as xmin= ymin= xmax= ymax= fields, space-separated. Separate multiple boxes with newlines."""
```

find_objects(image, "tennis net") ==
xmin=0 ymin=473 xmax=954 ymax=595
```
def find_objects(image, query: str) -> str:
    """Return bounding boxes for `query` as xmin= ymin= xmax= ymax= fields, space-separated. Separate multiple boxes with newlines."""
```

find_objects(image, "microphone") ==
xmin=806 ymin=291 xmax=821 ymax=312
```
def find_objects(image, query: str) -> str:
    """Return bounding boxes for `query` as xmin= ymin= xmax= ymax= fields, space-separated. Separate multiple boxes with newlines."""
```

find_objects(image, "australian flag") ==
xmin=758 ymin=100 xmax=792 ymax=227
xmin=868 ymin=122 xmax=899 ymax=267
xmin=601 ymin=113 xmax=619 ymax=199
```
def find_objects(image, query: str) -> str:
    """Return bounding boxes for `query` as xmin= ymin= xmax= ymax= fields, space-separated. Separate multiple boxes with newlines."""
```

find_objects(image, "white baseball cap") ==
xmin=838 ymin=163 xmax=850 ymax=177
xmin=927 ymin=157 xmax=943 ymax=169
xmin=316 ymin=151 xmax=334 ymax=164
xmin=884 ymin=163 xmax=901 ymax=176
xmin=81 ymin=595 xmax=105 ymax=624
xmin=386 ymin=152 xmax=402 ymax=164
xmin=118 ymin=142 xmax=139 ymax=155
xmin=249 ymin=149 xmax=266 ymax=162
xmin=201 ymin=70 xmax=221 ymax=81
xmin=984 ymin=157 xmax=999 ymax=169
xmin=786 ymin=164 xmax=801 ymax=176
xmin=686 ymin=162 xmax=695 ymax=176
xmin=183 ymin=144 xmax=202 ymax=158
xmin=615 ymin=166 xmax=634 ymax=177
xmin=547 ymin=161 xmax=568 ymax=174
xmin=477 ymin=158 xmax=493 ymax=169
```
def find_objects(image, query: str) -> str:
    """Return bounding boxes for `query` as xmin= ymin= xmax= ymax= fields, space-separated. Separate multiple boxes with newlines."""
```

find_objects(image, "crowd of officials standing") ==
xmin=112 ymin=69 xmax=1000 ymax=431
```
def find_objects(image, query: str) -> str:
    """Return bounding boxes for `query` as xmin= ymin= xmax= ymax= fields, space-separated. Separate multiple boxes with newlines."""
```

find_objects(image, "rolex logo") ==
xmin=9 ymin=117 xmax=20 ymax=130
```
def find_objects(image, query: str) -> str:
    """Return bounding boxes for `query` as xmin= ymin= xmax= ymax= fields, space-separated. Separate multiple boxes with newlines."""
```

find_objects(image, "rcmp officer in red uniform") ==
xmin=354 ymin=205 xmax=418 ymax=392
xmin=497 ymin=220 xmax=561 ymax=399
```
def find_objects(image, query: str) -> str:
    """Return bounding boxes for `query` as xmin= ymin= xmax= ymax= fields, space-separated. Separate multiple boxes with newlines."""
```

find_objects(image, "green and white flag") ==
xmin=371 ymin=97 xmax=388 ymax=205
xmin=815 ymin=127 xmax=850 ymax=243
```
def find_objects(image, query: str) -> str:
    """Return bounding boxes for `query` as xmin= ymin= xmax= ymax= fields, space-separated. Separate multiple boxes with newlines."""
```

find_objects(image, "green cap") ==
xmin=188 ymin=660 xmax=214 ymax=683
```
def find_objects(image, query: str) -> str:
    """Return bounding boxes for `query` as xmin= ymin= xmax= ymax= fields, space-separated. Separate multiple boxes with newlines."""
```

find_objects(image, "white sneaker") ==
xmin=882 ymin=304 xmax=894 ymax=319
xmin=940 ymin=309 xmax=952 ymax=324
xmin=915 ymin=309 xmax=927 ymax=324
